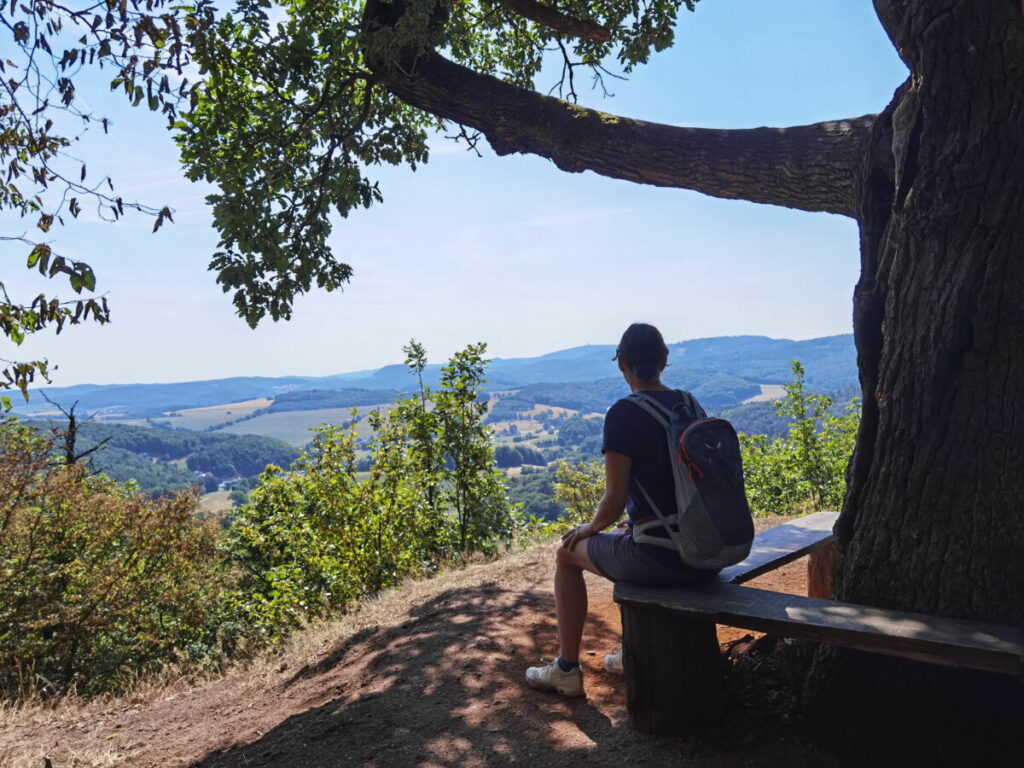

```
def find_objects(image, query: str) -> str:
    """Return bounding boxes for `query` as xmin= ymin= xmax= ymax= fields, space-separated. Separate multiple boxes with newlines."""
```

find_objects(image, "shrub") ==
xmin=552 ymin=459 xmax=604 ymax=524
xmin=739 ymin=362 xmax=859 ymax=516
xmin=0 ymin=341 xmax=525 ymax=701
xmin=220 ymin=341 xmax=515 ymax=643
xmin=0 ymin=419 xmax=225 ymax=699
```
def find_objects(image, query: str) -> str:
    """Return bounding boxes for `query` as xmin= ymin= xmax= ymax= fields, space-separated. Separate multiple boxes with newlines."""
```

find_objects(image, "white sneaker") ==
xmin=525 ymin=659 xmax=584 ymax=697
xmin=603 ymin=648 xmax=624 ymax=675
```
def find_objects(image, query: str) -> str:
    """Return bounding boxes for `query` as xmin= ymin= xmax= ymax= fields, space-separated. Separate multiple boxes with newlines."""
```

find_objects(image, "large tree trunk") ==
xmin=821 ymin=1 xmax=1024 ymax=758
xmin=842 ymin=0 xmax=1023 ymax=645
xmin=841 ymin=0 xmax=1024 ymax=626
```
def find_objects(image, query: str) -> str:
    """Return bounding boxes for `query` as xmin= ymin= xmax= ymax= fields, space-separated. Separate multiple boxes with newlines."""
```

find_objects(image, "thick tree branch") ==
xmin=362 ymin=1 xmax=872 ymax=218
xmin=500 ymin=0 xmax=612 ymax=42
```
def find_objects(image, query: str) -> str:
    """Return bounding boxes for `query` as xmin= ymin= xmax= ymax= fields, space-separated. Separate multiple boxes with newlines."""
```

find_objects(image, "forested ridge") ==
xmin=265 ymin=388 xmax=402 ymax=412
xmin=10 ymin=334 xmax=856 ymax=419
xmin=11 ymin=340 xmax=858 ymax=509
xmin=2 ymin=335 xmax=858 ymax=502
xmin=23 ymin=420 xmax=299 ymax=496
xmin=20 ymin=374 xmax=851 ymax=502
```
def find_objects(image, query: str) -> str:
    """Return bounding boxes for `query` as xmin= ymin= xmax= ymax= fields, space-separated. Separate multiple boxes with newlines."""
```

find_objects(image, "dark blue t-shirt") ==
xmin=602 ymin=389 xmax=696 ymax=527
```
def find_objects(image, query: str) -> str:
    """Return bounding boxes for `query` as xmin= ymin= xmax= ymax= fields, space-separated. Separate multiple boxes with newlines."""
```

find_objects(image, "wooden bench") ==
xmin=612 ymin=511 xmax=1024 ymax=737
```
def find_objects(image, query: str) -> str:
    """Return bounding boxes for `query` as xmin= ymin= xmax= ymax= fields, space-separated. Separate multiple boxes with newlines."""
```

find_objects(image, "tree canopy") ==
xmin=1 ymin=0 xmax=719 ymax=396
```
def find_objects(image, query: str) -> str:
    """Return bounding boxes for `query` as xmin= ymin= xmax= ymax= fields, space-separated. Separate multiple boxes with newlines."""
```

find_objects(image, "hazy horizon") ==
xmin=23 ymin=331 xmax=854 ymax=390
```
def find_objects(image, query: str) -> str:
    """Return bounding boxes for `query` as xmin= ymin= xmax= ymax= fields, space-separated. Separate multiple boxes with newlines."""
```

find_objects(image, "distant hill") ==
xmin=13 ymin=377 xmax=345 ymax=418
xmin=486 ymin=334 xmax=855 ymax=391
xmin=11 ymin=334 xmax=857 ymax=419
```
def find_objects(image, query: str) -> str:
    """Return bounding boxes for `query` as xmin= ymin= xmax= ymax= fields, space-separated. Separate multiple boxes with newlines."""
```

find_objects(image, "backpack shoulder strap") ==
xmin=625 ymin=393 xmax=671 ymax=428
xmin=677 ymin=390 xmax=708 ymax=420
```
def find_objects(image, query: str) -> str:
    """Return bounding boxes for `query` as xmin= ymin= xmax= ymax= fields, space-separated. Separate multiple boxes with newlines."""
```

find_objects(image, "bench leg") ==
xmin=807 ymin=539 xmax=837 ymax=599
xmin=619 ymin=603 xmax=725 ymax=737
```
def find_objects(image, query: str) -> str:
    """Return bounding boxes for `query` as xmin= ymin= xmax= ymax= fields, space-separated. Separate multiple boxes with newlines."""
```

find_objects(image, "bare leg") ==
xmin=554 ymin=537 xmax=602 ymax=663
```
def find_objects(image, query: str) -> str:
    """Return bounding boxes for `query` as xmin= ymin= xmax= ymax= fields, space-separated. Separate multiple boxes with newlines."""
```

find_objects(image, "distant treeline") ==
xmin=264 ymin=388 xmax=400 ymax=412
xmin=494 ymin=444 xmax=546 ymax=468
xmin=91 ymin=446 xmax=202 ymax=493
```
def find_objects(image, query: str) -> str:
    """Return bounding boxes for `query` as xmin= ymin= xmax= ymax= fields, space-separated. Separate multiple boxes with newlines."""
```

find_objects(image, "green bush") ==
xmin=222 ymin=422 xmax=439 ymax=643
xmin=552 ymin=459 xmax=605 ymax=524
xmin=739 ymin=362 xmax=859 ymax=516
xmin=220 ymin=341 xmax=514 ymax=643
xmin=0 ymin=419 xmax=225 ymax=699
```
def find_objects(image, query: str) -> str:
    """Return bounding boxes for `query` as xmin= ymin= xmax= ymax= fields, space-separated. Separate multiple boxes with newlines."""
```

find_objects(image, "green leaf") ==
xmin=27 ymin=243 xmax=50 ymax=269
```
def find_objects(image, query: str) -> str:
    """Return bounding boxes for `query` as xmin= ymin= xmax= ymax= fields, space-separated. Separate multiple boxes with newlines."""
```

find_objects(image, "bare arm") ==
xmin=562 ymin=450 xmax=631 ymax=550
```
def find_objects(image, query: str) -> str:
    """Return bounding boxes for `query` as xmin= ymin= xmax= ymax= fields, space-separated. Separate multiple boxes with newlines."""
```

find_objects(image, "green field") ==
xmin=162 ymin=398 xmax=273 ymax=430
xmin=213 ymin=405 xmax=392 ymax=447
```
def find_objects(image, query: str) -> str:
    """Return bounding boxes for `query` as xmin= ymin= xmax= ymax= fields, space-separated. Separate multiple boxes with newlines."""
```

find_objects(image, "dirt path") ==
xmin=4 ymin=543 xmax=835 ymax=768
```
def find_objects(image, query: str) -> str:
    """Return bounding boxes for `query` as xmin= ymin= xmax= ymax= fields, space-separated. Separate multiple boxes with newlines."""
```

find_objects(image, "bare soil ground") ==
xmin=2 ymin=533 xmax=837 ymax=768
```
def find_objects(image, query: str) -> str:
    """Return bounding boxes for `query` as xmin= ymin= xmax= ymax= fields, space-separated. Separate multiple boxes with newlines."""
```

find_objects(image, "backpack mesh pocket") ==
xmin=677 ymin=492 xmax=726 ymax=563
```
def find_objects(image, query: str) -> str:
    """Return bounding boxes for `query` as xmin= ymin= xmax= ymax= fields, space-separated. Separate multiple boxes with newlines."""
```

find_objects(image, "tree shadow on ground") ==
xmin=189 ymin=581 xmax=631 ymax=767
xmin=185 ymin=565 xmax=842 ymax=768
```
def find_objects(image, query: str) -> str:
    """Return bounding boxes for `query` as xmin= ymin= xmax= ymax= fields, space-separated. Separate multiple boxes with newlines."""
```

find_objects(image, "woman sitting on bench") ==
xmin=525 ymin=322 xmax=719 ymax=697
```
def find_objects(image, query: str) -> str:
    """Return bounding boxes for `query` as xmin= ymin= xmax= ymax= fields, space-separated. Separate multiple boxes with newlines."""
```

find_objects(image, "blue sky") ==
xmin=2 ymin=1 xmax=907 ymax=386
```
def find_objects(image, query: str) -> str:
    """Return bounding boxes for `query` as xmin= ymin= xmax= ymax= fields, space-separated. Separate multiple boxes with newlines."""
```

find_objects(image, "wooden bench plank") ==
xmin=615 ymin=581 xmax=1024 ymax=677
xmin=719 ymin=510 xmax=838 ymax=584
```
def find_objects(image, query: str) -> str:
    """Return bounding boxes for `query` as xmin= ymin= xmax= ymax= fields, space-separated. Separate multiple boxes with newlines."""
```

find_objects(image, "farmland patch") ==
xmin=213 ymin=405 xmax=393 ymax=447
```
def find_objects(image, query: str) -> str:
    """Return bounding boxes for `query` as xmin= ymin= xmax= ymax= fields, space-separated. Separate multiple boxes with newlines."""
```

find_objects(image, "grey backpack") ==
xmin=626 ymin=391 xmax=754 ymax=570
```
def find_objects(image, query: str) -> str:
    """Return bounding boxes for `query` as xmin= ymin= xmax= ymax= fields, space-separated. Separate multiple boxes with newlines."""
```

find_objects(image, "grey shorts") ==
xmin=586 ymin=532 xmax=718 ymax=587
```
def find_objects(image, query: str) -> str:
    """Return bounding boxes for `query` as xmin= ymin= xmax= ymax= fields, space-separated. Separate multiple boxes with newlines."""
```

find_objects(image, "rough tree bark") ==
xmin=840 ymin=0 xmax=1024 ymax=629
xmin=813 ymin=2 xmax=1024 ymax=757
xmin=362 ymin=0 xmax=1024 ymax=754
